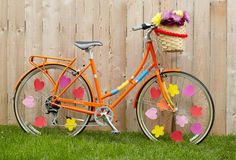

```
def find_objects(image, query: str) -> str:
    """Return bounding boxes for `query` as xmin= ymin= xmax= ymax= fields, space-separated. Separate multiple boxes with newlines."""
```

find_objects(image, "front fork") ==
xmin=156 ymin=69 xmax=177 ymax=112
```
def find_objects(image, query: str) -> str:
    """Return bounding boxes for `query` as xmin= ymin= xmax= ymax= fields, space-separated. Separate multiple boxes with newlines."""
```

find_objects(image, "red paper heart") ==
xmin=150 ymin=87 xmax=161 ymax=99
xmin=34 ymin=116 xmax=47 ymax=128
xmin=34 ymin=79 xmax=45 ymax=91
xmin=73 ymin=87 xmax=84 ymax=99
xmin=190 ymin=106 xmax=202 ymax=117
xmin=170 ymin=130 xmax=183 ymax=142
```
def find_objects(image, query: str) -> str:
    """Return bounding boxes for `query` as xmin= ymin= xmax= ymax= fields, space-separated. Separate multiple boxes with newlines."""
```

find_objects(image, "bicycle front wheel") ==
xmin=14 ymin=64 xmax=93 ymax=136
xmin=136 ymin=71 xmax=214 ymax=144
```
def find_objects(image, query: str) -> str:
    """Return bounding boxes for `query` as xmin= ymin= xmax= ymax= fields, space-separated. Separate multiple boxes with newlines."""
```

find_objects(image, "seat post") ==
xmin=86 ymin=48 xmax=103 ymax=103
xmin=85 ymin=48 xmax=93 ymax=59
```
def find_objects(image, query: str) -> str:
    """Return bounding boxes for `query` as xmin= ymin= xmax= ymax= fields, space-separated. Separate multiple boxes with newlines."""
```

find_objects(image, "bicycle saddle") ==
xmin=74 ymin=41 xmax=103 ymax=50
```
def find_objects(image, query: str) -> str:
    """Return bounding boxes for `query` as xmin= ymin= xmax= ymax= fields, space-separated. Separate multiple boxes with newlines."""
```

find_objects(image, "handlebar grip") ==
xmin=132 ymin=25 xmax=143 ymax=31
xmin=132 ymin=23 xmax=153 ymax=31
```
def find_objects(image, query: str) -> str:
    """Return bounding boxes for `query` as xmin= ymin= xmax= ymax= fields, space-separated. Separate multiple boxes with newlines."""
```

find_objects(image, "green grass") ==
xmin=0 ymin=126 xmax=235 ymax=160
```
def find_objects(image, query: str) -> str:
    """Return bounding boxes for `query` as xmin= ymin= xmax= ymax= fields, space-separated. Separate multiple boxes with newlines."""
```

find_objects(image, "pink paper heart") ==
xmin=34 ymin=116 xmax=47 ymax=128
xmin=73 ymin=87 xmax=84 ymax=99
xmin=145 ymin=107 xmax=158 ymax=120
xmin=150 ymin=87 xmax=161 ymax=99
xmin=22 ymin=96 xmax=35 ymax=108
xmin=190 ymin=123 xmax=203 ymax=135
xmin=59 ymin=75 xmax=71 ymax=89
xmin=183 ymin=85 xmax=195 ymax=97
xmin=34 ymin=79 xmax=44 ymax=91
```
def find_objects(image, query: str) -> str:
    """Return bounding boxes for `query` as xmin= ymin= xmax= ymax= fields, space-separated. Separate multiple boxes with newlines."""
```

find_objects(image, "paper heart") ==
xmin=190 ymin=106 xmax=202 ymax=117
xmin=170 ymin=130 xmax=183 ymax=142
xmin=59 ymin=75 xmax=71 ymax=89
xmin=34 ymin=79 xmax=45 ymax=91
xmin=34 ymin=116 xmax=47 ymax=128
xmin=150 ymin=87 xmax=161 ymax=99
xmin=183 ymin=85 xmax=195 ymax=97
xmin=190 ymin=123 xmax=203 ymax=135
xmin=156 ymin=99 xmax=169 ymax=111
xmin=22 ymin=96 xmax=36 ymax=108
xmin=145 ymin=107 xmax=158 ymax=120
xmin=73 ymin=87 xmax=84 ymax=99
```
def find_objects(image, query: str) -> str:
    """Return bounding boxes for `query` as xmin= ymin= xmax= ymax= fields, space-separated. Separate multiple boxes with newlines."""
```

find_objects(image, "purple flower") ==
xmin=172 ymin=13 xmax=182 ymax=22
xmin=160 ymin=10 xmax=190 ymax=26
xmin=184 ymin=11 xmax=190 ymax=23
xmin=162 ymin=11 xmax=172 ymax=20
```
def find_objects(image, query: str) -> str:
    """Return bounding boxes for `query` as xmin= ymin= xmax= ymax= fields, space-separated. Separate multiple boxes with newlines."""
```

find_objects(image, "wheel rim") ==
xmin=137 ymin=72 xmax=214 ymax=144
xmin=14 ymin=64 xmax=92 ymax=136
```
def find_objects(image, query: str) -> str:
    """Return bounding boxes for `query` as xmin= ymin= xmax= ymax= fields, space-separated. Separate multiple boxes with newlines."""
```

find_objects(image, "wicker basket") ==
xmin=156 ymin=25 xmax=186 ymax=53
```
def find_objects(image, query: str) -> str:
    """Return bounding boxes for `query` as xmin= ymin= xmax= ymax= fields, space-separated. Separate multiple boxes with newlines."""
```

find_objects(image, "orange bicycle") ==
xmin=14 ymin=23 xmax=214 ymax=144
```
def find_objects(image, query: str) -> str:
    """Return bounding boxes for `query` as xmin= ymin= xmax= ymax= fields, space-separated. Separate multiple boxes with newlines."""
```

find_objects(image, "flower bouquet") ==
xmin=152 ymin=10 xmax=190 ymax=53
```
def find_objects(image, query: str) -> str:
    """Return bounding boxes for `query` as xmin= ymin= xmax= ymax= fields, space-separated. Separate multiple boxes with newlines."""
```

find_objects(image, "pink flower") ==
xmin=176 ymin=115 xmax=188 ymax=127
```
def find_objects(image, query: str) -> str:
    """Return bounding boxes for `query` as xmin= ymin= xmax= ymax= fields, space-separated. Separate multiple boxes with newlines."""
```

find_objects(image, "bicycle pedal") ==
xmin=111 ymin=130 xmax=120 ymax=135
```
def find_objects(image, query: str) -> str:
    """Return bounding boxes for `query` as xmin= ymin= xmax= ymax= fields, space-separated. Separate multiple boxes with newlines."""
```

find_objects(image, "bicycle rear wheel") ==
xmin=14 ymin=64 xmax=93 ymax=136
xmin=136 ymin=71 xmax=214 ymax=144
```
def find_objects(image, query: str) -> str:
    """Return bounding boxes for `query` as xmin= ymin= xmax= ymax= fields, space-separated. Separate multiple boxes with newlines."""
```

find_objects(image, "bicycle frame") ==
xmin=21 ymin=28 xmax=178 ymax=118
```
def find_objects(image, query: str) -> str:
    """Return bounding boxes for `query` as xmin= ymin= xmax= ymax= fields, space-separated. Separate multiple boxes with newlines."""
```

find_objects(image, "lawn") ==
xmin=0 ymin=125 xmax=235 ymax=160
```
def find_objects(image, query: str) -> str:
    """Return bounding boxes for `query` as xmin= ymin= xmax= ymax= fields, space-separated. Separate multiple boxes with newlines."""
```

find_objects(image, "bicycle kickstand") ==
xmin=103 ymin=114 xmax=120 ymax=135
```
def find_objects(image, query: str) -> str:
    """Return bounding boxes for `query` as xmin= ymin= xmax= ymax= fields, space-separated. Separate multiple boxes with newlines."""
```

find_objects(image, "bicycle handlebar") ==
xmin=132 ymin=23 xmax=153 ymax=31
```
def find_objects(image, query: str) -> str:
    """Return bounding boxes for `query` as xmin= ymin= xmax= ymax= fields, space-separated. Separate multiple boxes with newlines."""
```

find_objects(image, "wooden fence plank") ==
xmin=75 ymin=0 xmax=96 ymax=92
xmin=42 ymin=0 xmax=60 ymax=57
xmin=210 ymin=1 xmax=227 ymax=135
xmin=109 ymin=0 xmax=127 ymax=131
xmin=192 ymin=0 xmax=211 ymax=85
xmin=227 ymin=0 xmax=236 ymax=134
xmin=7 ymin=0 xmax=25 ymax=124
xmin=176 ymin=0 xmax=194 ymax=73
xmin=159 ymin=0 xmax=177 ymax=69
xmin=126 ymin=0 xmax=144 ymax=131
xmin=59 ymin=0 xmax=76 ymax=58
xmin=144 ymin=0 xmax=160 ymax=68
xmin=93 ymin=0 xmax=110 ymax=96
xmin=0 ymin=0 xmax=8 ymax=124
xmin=24 ymin=0 xmax=43 ymax=124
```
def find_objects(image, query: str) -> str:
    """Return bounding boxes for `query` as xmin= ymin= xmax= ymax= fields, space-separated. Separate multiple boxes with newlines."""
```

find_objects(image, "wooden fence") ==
xmin=0 ymin=0 xmax=235 ymax=135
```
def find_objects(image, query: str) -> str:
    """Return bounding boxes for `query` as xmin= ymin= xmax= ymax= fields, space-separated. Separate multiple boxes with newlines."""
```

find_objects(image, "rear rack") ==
xmin=29 ymin=55 xmax=76 ymax=69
